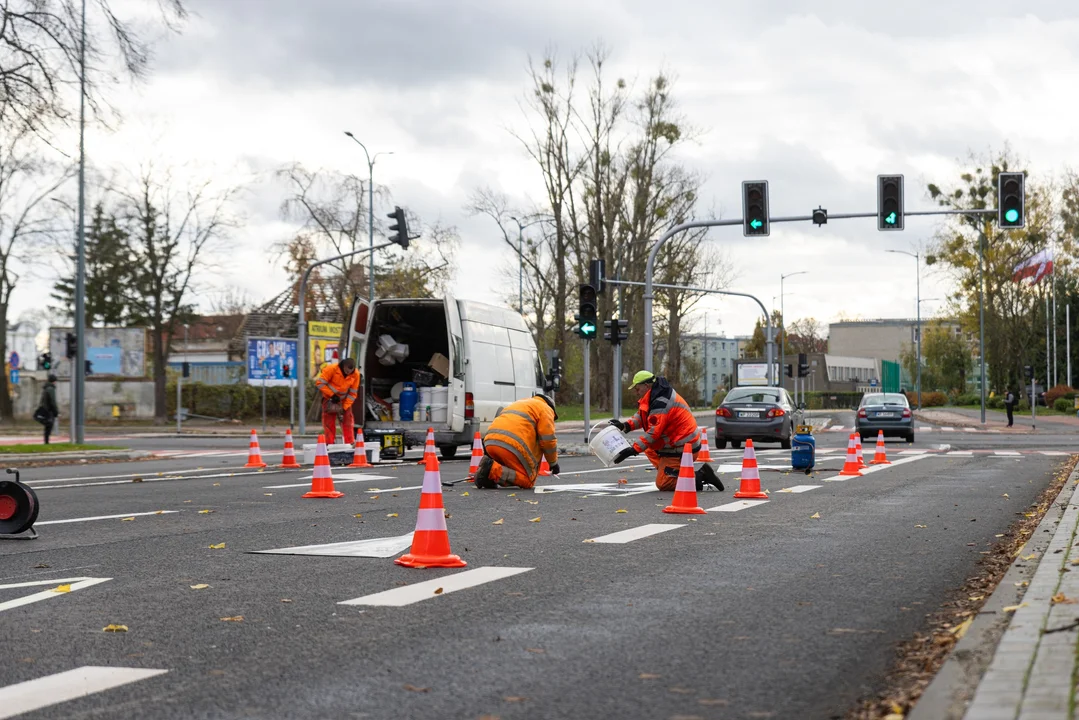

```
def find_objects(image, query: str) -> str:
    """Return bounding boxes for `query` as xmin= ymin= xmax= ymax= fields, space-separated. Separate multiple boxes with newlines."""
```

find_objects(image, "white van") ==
xmin=345 ymin=296 xmax=557 ymax=458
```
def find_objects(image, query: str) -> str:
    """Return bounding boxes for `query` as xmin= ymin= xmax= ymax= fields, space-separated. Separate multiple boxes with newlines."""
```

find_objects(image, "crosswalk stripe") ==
xmin=586 ymin=524 xmax=684 ymax=544
xmin=942 ymin=427 xmax=956 ymax=431
xmin=947 ymin=451 xmax=974 ymax=456
xmin=898 ymin=449 xmax=928 ymax=455
xmin=338 ymin=566 xmax=533 ymax=607
xmin=777 ymin=485 xmax=822 ymax=493
xmin=0 ymin=666 xmax=168 ymax=719
xmin=706 ymin=499 xmax=769 ymax=512
xmin=994 ymin=451 xmax=1021 ymax=456
xmin=1040 ymin=451 xmax=1071 ymax=456
xmin=36 ymin=511 xmax=179 ymax=526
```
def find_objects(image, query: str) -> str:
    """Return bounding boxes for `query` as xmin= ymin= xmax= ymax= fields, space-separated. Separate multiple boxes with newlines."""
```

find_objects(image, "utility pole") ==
xmin=780 ymin=271 xmax=807 ymax=391
xmin=73 ymin=0 xmax=87 ymax=443
xmin=343 ymin=132 xmax=393 ymax=302
xmin=582 ymin=339 xmax=590 ymax=444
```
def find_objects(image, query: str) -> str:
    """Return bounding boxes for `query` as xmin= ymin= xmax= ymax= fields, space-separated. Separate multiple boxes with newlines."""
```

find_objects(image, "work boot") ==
xmin=473 ymin=456 xmax=497 ymax=489
xmin=695 ymin=464 xmax=724 ymax=492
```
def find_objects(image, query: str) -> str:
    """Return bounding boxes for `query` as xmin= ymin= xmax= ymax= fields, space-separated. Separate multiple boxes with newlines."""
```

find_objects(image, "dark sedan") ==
xmin=855 ymin=392 xmax=914 ymax=442
xmin=715 ymin=386 xmax=796 ymax=449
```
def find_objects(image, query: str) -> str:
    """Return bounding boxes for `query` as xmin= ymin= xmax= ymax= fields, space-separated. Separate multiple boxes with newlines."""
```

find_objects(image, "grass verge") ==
xmin=0 ymin=443 xmax=126 ymax=454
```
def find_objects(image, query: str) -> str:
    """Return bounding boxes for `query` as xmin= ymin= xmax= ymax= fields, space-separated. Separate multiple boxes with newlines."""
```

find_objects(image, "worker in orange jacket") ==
xmin=474 ymin=394 xmax=559 ymax=490
xmin=610 ymin=371 xmax=723 ymax=493
xmin=315 ymin=357 xmax=360 ymax=445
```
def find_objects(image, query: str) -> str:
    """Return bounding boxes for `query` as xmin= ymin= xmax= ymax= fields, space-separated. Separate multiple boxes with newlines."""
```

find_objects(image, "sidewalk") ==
xmin=916 ymin=407 xmax=1079 ymax=434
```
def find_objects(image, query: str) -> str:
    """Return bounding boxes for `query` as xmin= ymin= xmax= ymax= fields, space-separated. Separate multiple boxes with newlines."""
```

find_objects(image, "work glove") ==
xmin=608 ymin=418 xmax=628 ymax=432
xmin=548 ymin=462 xmax=560 ymax=476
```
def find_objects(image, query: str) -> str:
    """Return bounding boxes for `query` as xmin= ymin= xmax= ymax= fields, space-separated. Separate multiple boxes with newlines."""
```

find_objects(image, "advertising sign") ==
xmin=246 ymin=337 xmax=298 ymax=387
xmin=86 ymin=347 xmax=123 ymax=375
xmin=736 ymin=362 xmax=780 ymax=387
xmin=308 ymin=321 xmax=342 ymax=376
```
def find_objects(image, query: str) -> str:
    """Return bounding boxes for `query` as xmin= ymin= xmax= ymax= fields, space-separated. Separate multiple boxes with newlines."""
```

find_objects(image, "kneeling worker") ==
xmin=609 ymin=371 xmax=723 ymax=493
xmin=474 ymin=393 xmax=559 ymax=490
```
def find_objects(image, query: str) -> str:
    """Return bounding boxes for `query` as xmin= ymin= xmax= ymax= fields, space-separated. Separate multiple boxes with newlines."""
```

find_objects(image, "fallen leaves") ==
xmin=616 ymin=509 xmax=628 ymax=514
xmin=433 ymin=587 xmax=443 ymax=595
xmin=810 ymin=512 xmax=820 ymax=519
xmin=219 ymin=616 xmax=243 ymax=622
xmin=525 ymin=648 xmax=545 ymax=654
xmin=102 ymin=624 xmax=128 ymax=632
xmin=492 ymin=518 xmax=504 ymax=525
xmin=1002 ymin=603 xmax=1028 ymax=613
xmin=354 ymin=514 xmax=363 ymax=518
xmin=121 ymin=517 xmax=135 ymax=522
xmin=52 ymin=584 xmax=71 ymax=593
xmin=529 ymin=517 xmax=541 ymax=523
xmin=460 ymin=492 xmax=469 ymax=496
xmin=403 ymin=684 xmax=429 ymax=693
xmin=914 ymin=524 xmax=927 ymax=528
xmin=387 ymin=513 xmax=399 ymax=518
xmin=1022 ymin=553 xmax=1039 ymax=561
xmin=1052 ymin=593 xmax=1079 ymax=605
xmin=1002 ymin=493 xmax=1009 ymax=498
xmin=280 ymin=599 xmax=293 ymax=603
xmin=638 ymin=673 xmax=661 ymax=680
xmin=208 ymin=543 xmax=226 ymax=549
xmin=190 ymin=584 xmax=210 ymax=590
xmin=198 ymin=509 xmax=214 ymax=514
xmin=949 ymin=617 xmax=973 ymax=640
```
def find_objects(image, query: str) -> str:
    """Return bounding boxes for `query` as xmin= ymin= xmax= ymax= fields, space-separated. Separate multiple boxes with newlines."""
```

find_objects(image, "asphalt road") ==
xmin=0 ymin=413 xmax=1074 ymax=719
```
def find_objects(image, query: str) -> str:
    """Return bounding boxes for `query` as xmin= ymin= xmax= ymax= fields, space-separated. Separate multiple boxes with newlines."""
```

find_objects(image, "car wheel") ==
xmin=906 ymin=432 xmax=915 ymax=444
xmin=714 ymin=439 xmax=727 ymax=450
xmin=780 ymin=434 xmax=791 ymax=450
xmin=438 ymin=445 xmax=458 ymax=460
xmin=731 ymin=440 xmax=742 ymax=450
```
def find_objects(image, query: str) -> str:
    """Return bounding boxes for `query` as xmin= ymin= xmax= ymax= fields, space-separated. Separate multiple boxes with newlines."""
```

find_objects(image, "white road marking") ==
xmin=918 ymin=426 xmax=932 ymax=430
xmin=339 ymin=566 xmax=533 ymax=607
xmin=262 ymin=473 xmax=395 ymax=489
xmin=1040 ymin=451 xmax=1071 ymax=456
xmin=556 ymin=463 xmax=652 ymax=477
xmin=777 ymin=485 xmax=822 ymax=493
xmin=963 ymin=427 xmax=978 ymax=433
xmin=898 ymin=449 xmax=928 ymax=455
xmin=829 ymin=426 xmax=846 ymax=431
xmin=815 ymin=448 xmax=841 ymax=454
xmin=535 ymin=481 xmax=657 ymax=496
xmin=823 ymin=453 xmax=929 ymax=481
xmin=25 ymin=466 xmax=257 ymax=485
xmin=0 ymin=577 xmax=112 ymax=613
xmin=946 ymin=451 xmax=974 ymax=456
xmin=941 ymin=427 xmax=956 ymax=431
xmin=0 ymin=666 xmax=168 ymax=720
xmin=994 ymin=451 xmax=1021 ymax=456
xmin=586 ymin=524 xmax=684 ymax=544
xmin=707 ymin=499 xmax=770 ymax=512
xmin=36 ymin=511 xmax=179 ymax=526
xmin=252 ymin=534 xmax=415 ymax=558
xmin=29 ymin=468 xmax=280 ymax=490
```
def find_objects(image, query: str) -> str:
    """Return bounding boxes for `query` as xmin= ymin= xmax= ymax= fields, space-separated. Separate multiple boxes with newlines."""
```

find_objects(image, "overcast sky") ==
xmin=22 ymin=0 xmax=1079 ymax=339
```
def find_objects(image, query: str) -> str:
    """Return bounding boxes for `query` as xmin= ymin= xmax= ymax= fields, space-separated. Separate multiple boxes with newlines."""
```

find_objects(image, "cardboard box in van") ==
xmin=428 ymin=353 xmax=449 ymax=379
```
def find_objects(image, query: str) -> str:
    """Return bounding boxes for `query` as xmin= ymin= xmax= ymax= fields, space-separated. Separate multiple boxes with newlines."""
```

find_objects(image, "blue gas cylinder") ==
xmin=399 ymin=382 xmax=418 ymax=421
xmin=791 ymin=428 xmax=815 ymax=471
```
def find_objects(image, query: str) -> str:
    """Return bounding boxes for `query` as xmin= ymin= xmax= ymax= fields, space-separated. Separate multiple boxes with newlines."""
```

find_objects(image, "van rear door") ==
xmin=346 ymin=297 xmax=373 ymax=423
xmin=445 ymin=296 xmax=466 ymax=432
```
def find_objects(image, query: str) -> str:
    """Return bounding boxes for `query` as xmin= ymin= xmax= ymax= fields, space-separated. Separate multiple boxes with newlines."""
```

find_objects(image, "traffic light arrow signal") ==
xmin=749 ymin=219 xmax=762 ymax=229
xmin=886 ymin=212 xmax=897 ymax=225
xmin=580 ymin=322 xmax=596 ymax=335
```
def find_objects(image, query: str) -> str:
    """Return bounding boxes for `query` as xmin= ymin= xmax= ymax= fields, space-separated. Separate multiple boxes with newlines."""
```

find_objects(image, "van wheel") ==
xmin=438 ymin=445 xmax=458 ymax=460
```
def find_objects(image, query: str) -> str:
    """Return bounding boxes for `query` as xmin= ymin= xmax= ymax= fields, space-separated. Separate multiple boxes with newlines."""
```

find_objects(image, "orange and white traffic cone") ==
xmin=417 ymin=427 xmax=436 ymax=464
xmin=395 ymin=453 xmax=467 ymax=568
xmin=244 ymin=429 xmax=267 ymax=468
xmin=348 ymin=427 xmax=373 ymax=468
xmin=279 ymin=429 xmax=301 ymax=469
xmin=839 ymin=434 xmax=863 ymax=476
xmin=538 ymin=456 xmax=553 ymax=477
xmin=696 ymin=427 xmax=712 ymax=462
xmin=870 ymin=430 xmax=891 ymax=465
xmin=663 ymin=443 xmax=707 ymax=515
xmin=302 ymin=434 xmax=345 ymax=499
xmin=467 ymin=432 xmax=483 ymax=480
xmin=855 ymin=434 xmax=867 ymax=469
xmin=733 ymin=439 xmax=769 ymax=500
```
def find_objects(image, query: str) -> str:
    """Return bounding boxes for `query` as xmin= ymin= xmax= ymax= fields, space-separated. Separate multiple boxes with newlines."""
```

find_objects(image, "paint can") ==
xmin=589 ymin=424 xmax=634 ymax=467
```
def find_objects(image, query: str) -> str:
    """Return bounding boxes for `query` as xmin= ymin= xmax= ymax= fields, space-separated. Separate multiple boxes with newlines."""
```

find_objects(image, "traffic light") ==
xmin=797 ymin=352 xmax=810 ymax=378
xmin=282 ymin=362 xmax=290 ymax=379
xmin=998 ymin=171 xmax=1025 ymax=229
xmin=387 ymin=206 xmax=410 ymax=249
xmin=578 ymin=284 xmax=598 ymax=339
xmin=85 ymin=360 xmax=93 ymax=376
xmin=785 ymin=364 xmax=793 ymax=378
xmin=64 ymin=332 xmax=77 ymax=359
xmin=589 ymin=259 xmax=605 ymax=294
xmin=603 ymin=318 xmax=629 ymax=346
xmin=742 ymin=180 xmax=769 ymax=237
xmin=1024 ymin=365 xmax=1034 ymax=381
xmin=182 ymin=361 xmax=191 ymax=378
xmin=877 ymin=174 xmax=904 ymax=231
xmin=39 ymin=353 xmax=51 ymax=371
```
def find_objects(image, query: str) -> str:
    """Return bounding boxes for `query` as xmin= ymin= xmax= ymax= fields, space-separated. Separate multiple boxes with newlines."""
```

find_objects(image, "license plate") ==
xmin=737 ymin=411 xmax=759 ymax=419
xmin=875 ymin=412 xmax=895 ymax=418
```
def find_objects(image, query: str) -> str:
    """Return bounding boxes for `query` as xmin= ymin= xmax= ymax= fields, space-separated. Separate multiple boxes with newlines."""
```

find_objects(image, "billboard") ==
xmin=246 ymin=337 xmax=298 ymax=387
xmin=48 ymin=327 xmax=147 ymax=378
xmin=308 ymin=321 xmax=342 ymax=376
xmin=736 ymin=362 xmax=780 ymax=387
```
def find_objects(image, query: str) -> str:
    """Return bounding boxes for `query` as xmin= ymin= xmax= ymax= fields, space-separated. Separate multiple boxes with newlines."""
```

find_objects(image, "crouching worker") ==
xmin=474 ymin=393 xmax=559 ymax=490
xmin=610 ymin=371 xmax=723 ymax=493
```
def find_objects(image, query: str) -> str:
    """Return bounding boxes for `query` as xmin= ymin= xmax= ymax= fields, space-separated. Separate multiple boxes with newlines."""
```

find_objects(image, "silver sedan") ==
xmin=715 ymin=386 xmax=796 ymax=450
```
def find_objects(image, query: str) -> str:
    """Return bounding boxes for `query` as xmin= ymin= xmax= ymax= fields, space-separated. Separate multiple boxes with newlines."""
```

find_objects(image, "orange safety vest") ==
xmin=625 ymin=377 xmax=700 ymax=456
xmin=483 ymin=396 xmax=558 ymax=479
xmin=315 ymin=363 xmax=360 ymax=410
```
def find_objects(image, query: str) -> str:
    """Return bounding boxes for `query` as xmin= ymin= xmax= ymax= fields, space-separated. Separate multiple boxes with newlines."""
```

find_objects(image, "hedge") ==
xmin=801 ymin=392 xmax=864 ymax=410
xmin=1054 ymin=398 xmax=1073 ymax=413
xmin=1046 ymin=385 xmax=1075 ymax=406
xmin=166 ymin=382 xmax=321 ymax=421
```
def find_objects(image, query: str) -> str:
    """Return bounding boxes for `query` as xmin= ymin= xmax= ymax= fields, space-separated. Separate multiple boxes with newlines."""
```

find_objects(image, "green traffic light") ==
xmin=580 ymin=322 xmax=596 ymax=337
xmin=1005 ymin=208 xmax=1019 ymax=223
xmin=885 ymin=212 xmax=897 ymax=225
xmin=749 ymin=219 xmax=763 ymax=230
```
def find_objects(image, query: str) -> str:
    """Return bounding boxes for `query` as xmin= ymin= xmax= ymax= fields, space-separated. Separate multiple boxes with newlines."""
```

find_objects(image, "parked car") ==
xmin=855 ymin=392 xmax=914 ymax=443
xmin=715 ymin=386 xmax=796 ymax=450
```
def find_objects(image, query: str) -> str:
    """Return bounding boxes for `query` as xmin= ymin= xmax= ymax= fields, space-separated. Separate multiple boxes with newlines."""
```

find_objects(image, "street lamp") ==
xmin=343 ymin=131 xmax=393 ymax=302
xmin=886 ymin=249 xmax=921 ymax=409
xmin=780 ymin=271 xmax=808 ymax=388
xmin=509 ymin=216 xmax=543 ymax=315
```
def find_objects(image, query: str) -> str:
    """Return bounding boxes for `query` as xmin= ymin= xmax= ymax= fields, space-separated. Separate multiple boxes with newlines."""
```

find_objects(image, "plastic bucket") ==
xmin=589 ymin=424 xmax=634 ymax=467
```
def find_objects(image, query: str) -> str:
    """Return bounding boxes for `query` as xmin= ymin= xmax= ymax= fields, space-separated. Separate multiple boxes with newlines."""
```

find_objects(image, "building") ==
xmin=681 ymin=333 xmax=741 ymax=403
xmin=167 ymin=314 xmax=245 ymax=364
xmin=735 ymin=353 xmax=880 ymax=393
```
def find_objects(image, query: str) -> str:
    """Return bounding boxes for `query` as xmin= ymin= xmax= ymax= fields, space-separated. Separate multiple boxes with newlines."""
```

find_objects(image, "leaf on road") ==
xmin=183 ymin=500 xmax=193 ymax=503
xmin=525 ymin=500 xmax=539 ymax=505
xmin=492 ymin=519 xmax=504 ymax=525
xmin=996 ymin=534 xmax=1005 ymax=538
xmin=433 ymin=588 xmax=443 ymax=595
xmin=889 ymin=702 xmax=904 ymax=715
xmin=529 ymin=517 xmax=541 ymax=523
xmin=1002 ymin=493 xmax=1009 ymax=498
xmin=638 ymin=673 xmax=661 ymax=679
xmin=810 ymin=512 xmax=820 ymax=519
xmin=386 ymin=513 xmax=399 ymax=518
xmin=1052 ymin=593 xmax=1079 ymax=604
xmin=616 ymin=509 xmax=628 ymax=514
xmin=968 ymin=595 xmax=984 ymax=601
xmin=353 ymin=514 xmax=363 ymax=518
xmin=190 ymin=584 xmax=210 ymax=590
xmin=199 ymin=510 xmax=214 ymax=514
xmin=507 ymin=493 xmax=516 ymax=497
xmin=949 ymin=617 xmax=973 ymax=639
xmin=208 ymin=543 xmax=226 ymax=549
xmin=668 ymin=686 xmax=694 ymax=694
xmin=220 ymin=616 xmax=243 ymax=622
xmin=699 ymin=698 xmax=729 ymax=706
xmin=618 ymin=478 xmax=628 ymax=484
xmin=131 ymin=478 xmax=143 ymax=483
xmin=526 ymin=648 xmax=545 ymax=653
xmin=503 ymin=696 xmax=527 ymax=702
xmin=264 ymin=493 xmax=273 ymax=496
xmin=403 ymin=684 xmax=429 ymax=693
xmin=280 ymin=599 xmax=292 ymax=603
xmin=121 ymin=517 xmax=135 ymax=522
xmin=102 ymin=624 xmax=128 ymax=632
xmin=52 ymin=584 xmax=71 ymax=593
xmin=213 ymin=483 xmax=221 ymax=487
xmin=1002 ymin=603 xmax=1028 ymax=613
xmin=154 ymin=510 xmax=165 ymax=514
xmin=1022 ymin=554 xmax=1038 ymax=560
xmin=915 ymin=524 xmax=927 ymax=528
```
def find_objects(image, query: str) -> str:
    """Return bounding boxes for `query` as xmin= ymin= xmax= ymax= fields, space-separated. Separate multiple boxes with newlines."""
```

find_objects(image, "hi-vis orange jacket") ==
xmin=315 ymin=363 xmax=360 ymax=410
xmin=625 ymin=376 xmax=701 ymax=456
xmin=483 ymin=396 xmax=558 ymax=479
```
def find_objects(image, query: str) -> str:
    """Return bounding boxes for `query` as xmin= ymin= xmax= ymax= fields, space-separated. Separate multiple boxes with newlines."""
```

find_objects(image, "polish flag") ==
xmin=1013 ymin=248 xmax=1053 ymax=283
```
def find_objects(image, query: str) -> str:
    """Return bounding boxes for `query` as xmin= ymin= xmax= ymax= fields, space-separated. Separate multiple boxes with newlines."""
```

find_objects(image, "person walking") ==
xmin=35 ymin=374 xmax=59 ymax=444
xmin=1004 ymin=387 xmax=1016 ymax=427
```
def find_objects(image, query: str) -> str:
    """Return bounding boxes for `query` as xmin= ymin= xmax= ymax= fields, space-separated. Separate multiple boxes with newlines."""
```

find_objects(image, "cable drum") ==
xmin=0 ymin=479 xmax=38 ymax=535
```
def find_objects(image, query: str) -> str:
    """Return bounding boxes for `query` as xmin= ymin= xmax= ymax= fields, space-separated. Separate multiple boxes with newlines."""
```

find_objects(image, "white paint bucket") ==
xmin=589 ymin=424 xmax=634 ymax=467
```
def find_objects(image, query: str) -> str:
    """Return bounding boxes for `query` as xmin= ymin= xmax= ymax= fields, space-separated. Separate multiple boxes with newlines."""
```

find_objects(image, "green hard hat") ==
xmin=629 ymin=370 xmax=656 ymax=389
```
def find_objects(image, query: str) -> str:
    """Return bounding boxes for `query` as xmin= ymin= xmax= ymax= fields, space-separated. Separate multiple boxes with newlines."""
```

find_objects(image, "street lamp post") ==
xmin=780 ymin=271 xmax=808 ymax=389
xmin=886 ymin=249 xmax=921 ymax=409
xmin=509 ymin=216 xmax=543 ymax=315
xmin=343 ymin=132 xmax=393 ymax=302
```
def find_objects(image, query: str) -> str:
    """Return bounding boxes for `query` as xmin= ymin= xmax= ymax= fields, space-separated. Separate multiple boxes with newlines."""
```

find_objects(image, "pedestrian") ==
xmin=34 ymin=374 xmax=59 ymax=444
xmin=608 ymin=370 xmax=724 ymax=493
xmin=314 ymin=357 xmax=360 ymax=444
xmin=474 ymin=393 xmax=559 ymax=490
xmin=1004 ymin=387 xmax=1016 ymax=427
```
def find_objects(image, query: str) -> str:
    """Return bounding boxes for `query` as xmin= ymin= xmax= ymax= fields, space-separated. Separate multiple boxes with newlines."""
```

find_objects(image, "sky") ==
xmin=17 ymin=0 xmax=1079 ymax=341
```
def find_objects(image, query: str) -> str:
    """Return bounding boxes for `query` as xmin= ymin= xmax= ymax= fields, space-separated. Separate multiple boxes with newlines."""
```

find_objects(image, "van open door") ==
xmin=346 ymin=297 xmax=372 ymax=426
xmin=444 ymin=296 xmax=466 ymax=433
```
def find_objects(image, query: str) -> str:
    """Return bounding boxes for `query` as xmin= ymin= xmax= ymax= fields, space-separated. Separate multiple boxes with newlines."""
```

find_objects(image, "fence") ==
xmin=167 ymin=362 xmax=245 ymax=386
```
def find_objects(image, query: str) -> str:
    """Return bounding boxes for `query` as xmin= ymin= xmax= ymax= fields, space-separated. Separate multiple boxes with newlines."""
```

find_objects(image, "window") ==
xmin=722 ymin=358 xmax=728 ymax=369
xmin=712 ymin=374 xmax=717 ymax=384
xmin=712 ymin=357 xmax=717 ymax=367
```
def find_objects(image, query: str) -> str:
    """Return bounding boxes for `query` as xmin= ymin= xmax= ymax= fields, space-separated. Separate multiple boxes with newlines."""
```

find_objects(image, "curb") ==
xmin=0 ymin=449 xmax=151 ymax=464
xmin=909 ymin=458 xmax=1079 ymax=720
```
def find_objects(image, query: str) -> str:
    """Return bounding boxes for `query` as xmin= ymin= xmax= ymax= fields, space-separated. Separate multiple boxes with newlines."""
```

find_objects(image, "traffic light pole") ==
xmin=583 ymin=338 xmax=591 ymax=444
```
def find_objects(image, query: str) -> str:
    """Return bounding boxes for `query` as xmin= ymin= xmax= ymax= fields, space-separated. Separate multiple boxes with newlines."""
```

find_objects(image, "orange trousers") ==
xmin=488 ymin=445 xmax=537 ymax=489
xmin=645 ymin=449 xmax=683 ymax=491
xmin=321 ymin=410 xmax=354 ymax=445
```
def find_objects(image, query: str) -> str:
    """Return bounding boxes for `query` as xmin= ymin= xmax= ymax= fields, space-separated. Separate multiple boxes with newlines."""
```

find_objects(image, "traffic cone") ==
xmin=733 ymin=439 xmax=769 ymax=500
xmin=395 ymin=453 xmax=467 ymax=568
xmin=244 ymin=429 xmax=267 ymax=468
xmin=663 ymin=443 xmax=707 ymax=515
xmin=348 ymin=427 xmax=373 ymax=468
xmin=279 ymin=429 xmax=301 ymax=469
xmin=839 ymin=434 xmax=863 ymax=477
xmin=870 ymin=430 xmax=891 ymax=465
xmin=302 ymin=434 xmax=344 ymax=499
xmin=538 ymin=456 xmax=553 ymax=477
xmin=855 ymin=434 xmax=867 ymax=469
xmin=694 ymin=427 xmax=712 ymax=462
xmin=467 ymin=432 xmax=483 ymax=480
xmin=417 ymin=427 xmax=436 ymax=464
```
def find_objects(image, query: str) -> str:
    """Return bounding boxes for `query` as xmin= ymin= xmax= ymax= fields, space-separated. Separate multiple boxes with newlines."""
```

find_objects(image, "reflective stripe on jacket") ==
xmin=483 ymin=396 xmax=558 ymax=480
xmin=315 ymin=363 xmax=361 ymax=410
xmin=627 ymin=377 xmax=700 ymax=456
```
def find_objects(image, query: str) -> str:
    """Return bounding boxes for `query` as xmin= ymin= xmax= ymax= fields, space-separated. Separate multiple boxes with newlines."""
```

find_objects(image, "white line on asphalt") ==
xmin=994 ymin=451 xmax=1021 ymax=456
xmin=252 ymin=534 xmax=415 ymax=558
xmin=0 ymin=577 xmax=112 ymax=613
xmin=898 ymin=449 xmax=928 ymax=455
xmin=586 ymin=524 xmax=684 ymax=544
xmin=942 ymin=427 xmax=956 ymax=431
xmin=1040 ymin=451 xmax=1071 ymax=456
xmin=822 ymin=453 xmax=930 ymax=481
xmin=918 ymin=426 xmax=932 ymax=430
xmin=36 ymin=511 xmax=179 ymax=526
xmin=706 ymin=499 xmax=770 ymax=512
xmin=0 ymin=666 xmax=168 ymax=720
xmin=29 ymin=469 xmax=282 ymax=490
xmin=777 ymin=485 xmax=822 ymax=493
xmin=963 ymin=427 xmax=978 ymax=432
xmin=338 ymin=566 xmax=533 ymax=607
xmin=555 ymin=463 xmax=653 ymax=477
xmin=262 ymin=473 xmax=395 ymax=489
xmin=947 ymin=451 xmax=974 ymax=456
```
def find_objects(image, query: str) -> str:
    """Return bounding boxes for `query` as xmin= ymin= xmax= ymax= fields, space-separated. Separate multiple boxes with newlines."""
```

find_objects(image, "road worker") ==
xmin=315 ymin=357 xmax=360 ymax=445
xmin=474 ymin=393 xmax=559 ymax=490
xmin=609 ymin=370 xmax=723 ymax=492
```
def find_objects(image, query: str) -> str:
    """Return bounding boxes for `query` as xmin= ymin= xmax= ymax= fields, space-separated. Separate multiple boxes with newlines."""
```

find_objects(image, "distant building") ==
xmin=681 ymin=333 xmax=741 ymax=403
xmin=167 ymin=314 xmax=245 ymax=364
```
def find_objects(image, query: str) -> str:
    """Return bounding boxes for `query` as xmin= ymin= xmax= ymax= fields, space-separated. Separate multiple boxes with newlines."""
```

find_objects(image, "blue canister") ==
xmin=791 ymin=429 xmax=815 ymax=471
xmin=398 ymin=382 xmax=418 ymax=421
